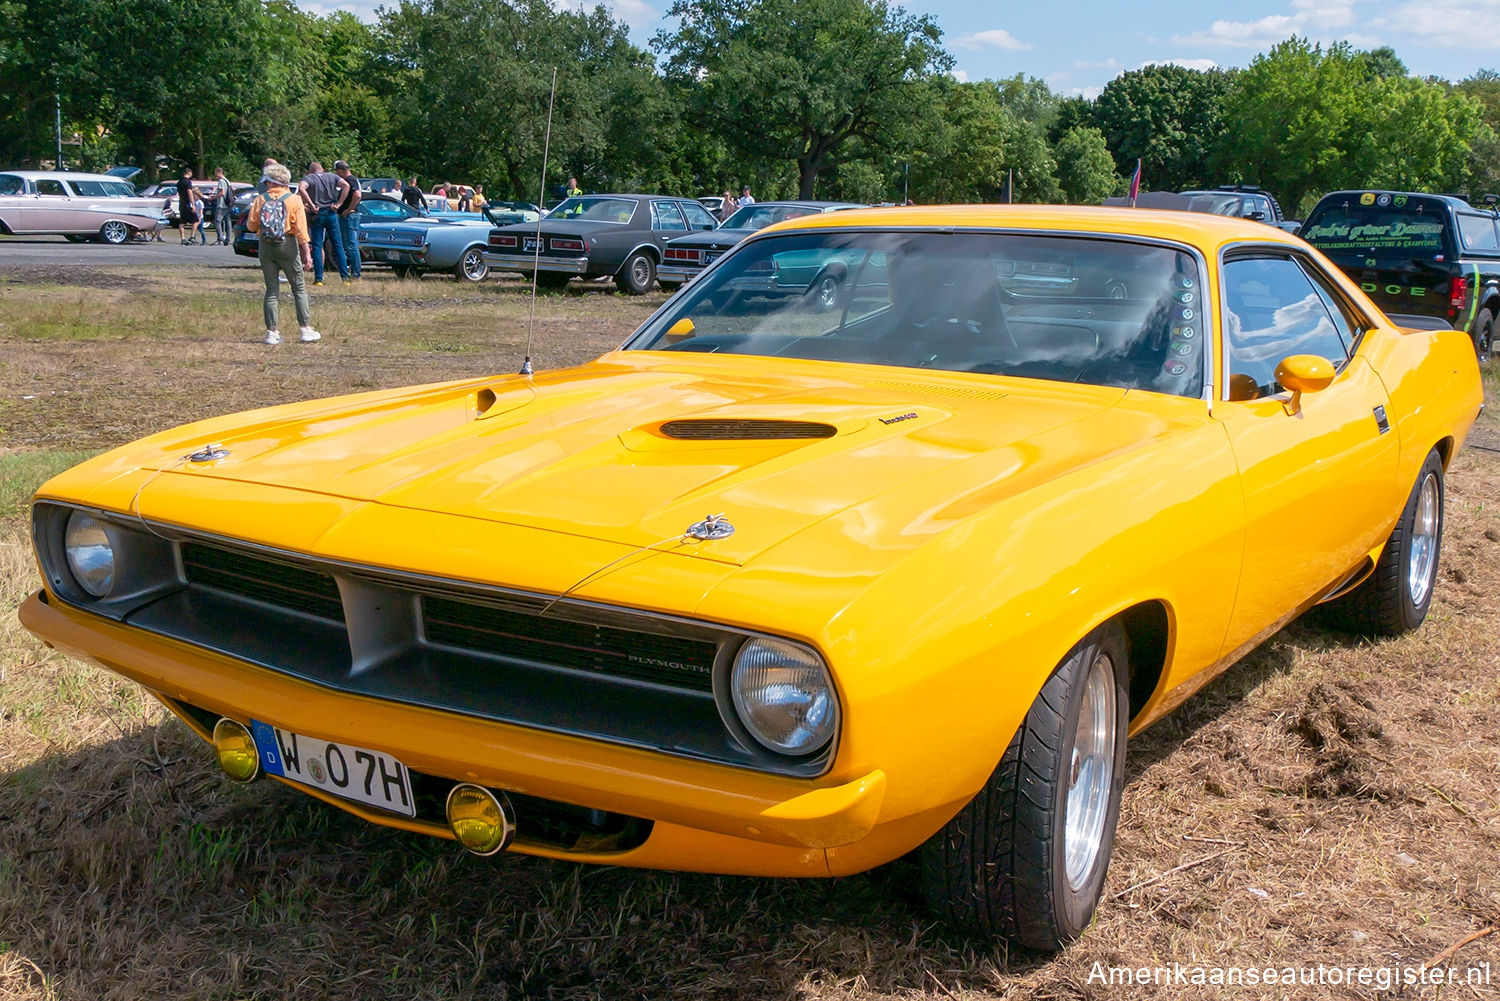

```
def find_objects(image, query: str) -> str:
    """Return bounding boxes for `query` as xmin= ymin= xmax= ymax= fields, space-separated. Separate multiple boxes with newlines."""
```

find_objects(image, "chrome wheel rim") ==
xmin=102 ymin=221 xmax=127 ymax=243
xmin=630 ymin=257 xmax=650 ymax=287
xmin=1407 ymin=473 xmax=1440 ymax=606
xmin=462 ymin=249 xmax=486 ymax=281
xmin=817 ymin=277 xmax=839 ymax=308
xmin=1064 ymin=651 xmax=1116 ymax=891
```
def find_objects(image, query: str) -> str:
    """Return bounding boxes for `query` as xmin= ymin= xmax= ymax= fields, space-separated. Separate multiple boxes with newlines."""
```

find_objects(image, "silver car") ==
xmin=0 ymin=171 xmax=166 ymax=243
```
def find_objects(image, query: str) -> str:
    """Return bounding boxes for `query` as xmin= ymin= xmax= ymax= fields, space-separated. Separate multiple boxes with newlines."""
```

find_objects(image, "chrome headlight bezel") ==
xmin=32 ymin=503 xmax=179 ymax=615
xmin=726 ymin=636 xmax=840 ymax=757
xmin=63 ymin=509 xmax=116 ymax=597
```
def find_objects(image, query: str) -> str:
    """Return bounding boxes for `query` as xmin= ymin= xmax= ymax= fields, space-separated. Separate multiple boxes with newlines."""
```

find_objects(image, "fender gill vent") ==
xmin=659 ymin=419 xmax=837 ymax=440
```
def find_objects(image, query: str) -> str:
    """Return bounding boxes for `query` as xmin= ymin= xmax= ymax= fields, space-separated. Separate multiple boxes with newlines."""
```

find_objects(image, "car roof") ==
xmin=1311 ymin=190 xmax=1474 ymax=212
xmin=0 ymin=170 xmax=139 ymax=182
xmin=766 ymin=203 xmax=1308 ymax=250
xmin=740 ymin=200 xmax=865 ymax=210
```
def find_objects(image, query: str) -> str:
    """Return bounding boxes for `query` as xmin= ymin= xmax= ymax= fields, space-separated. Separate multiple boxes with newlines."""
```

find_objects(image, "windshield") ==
xmin=628 ymin=230 xmax=1205 ymax=398
xmin=721 ymin=204 xmax=821 ymax=230
xmin=1301 ymin=195 xmax=1453 ymax=263
xmin=548 ymin=197 xmax=636 ymax=224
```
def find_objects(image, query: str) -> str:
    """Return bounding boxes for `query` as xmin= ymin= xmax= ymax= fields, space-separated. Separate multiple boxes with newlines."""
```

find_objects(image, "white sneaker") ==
xmin=299 ymin=326 xmax=321 ymax=342
xmin=264 ymin=329 xmax=282 ymax=345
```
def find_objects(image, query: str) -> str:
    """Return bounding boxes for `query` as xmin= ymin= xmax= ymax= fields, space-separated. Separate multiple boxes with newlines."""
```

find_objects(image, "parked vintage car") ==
xmin=19 ymin=206 xmax=1482 ymax=951
xmin=0 ymin=170 xmax=166 ymax=243
xmin=483 ymin=193 xmax=719 ymax=293
xmin=139 ymin=179 xmax=251 ymax=228
xmin=233 ymin=193 xmax=433 ymax=265
xmin=359 ymin=215 xmax=497 ymax=281
xmin=658 ymin=200 xmax=865 ymax=291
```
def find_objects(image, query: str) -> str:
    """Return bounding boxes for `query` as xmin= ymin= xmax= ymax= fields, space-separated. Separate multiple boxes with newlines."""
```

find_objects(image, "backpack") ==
xmin=260 ymin=192 xmax=292 ymax=240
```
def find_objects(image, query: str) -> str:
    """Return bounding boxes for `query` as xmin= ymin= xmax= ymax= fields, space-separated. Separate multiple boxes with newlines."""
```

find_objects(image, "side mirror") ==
xmin=1248 ymin=210 xmax=1267 ymax=221
xmin=663 ymin=318 xmax=695 ymax=344
xmin=1275 ymin=354 xmax=1336 ymax=415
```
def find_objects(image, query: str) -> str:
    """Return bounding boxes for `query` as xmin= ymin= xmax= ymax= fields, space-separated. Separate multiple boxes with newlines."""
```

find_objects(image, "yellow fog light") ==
xmin=445 ymin=784 xmax=516 ymax=856
xmin=212 ymin=718 xmax=261 ymax=783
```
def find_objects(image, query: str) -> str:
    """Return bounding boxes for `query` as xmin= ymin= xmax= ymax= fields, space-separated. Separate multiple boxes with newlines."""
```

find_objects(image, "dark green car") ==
xmin=1301 ymin=190 xmax=1497 ymax=363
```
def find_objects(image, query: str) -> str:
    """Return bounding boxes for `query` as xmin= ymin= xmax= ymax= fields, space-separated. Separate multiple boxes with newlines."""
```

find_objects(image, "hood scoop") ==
xmin=658 ymin=418 xmax=837 ymax=441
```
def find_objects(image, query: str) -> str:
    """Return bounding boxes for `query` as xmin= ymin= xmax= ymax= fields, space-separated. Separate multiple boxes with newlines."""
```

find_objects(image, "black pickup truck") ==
xmin=1300 ymin=190 xmax=1498 ymax=364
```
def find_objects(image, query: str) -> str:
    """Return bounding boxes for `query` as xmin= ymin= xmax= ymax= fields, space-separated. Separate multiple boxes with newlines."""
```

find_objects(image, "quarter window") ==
xmin=1223 ymin=255 xmax=1351 ymax=400
xmin=1457 ymin=213 xmax=1500 ymax=252
xmin=680 ymin=201 xmax=717 ymax=230
xmin=35 ymin=179 xmax=67 ymax=197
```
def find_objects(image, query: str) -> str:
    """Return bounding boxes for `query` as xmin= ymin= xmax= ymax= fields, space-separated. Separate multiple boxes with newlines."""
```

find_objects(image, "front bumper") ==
xmin=20 ymin=589 xmax=888 ymax=873
xmin=482 ymin=252 xmax=589 ymax=275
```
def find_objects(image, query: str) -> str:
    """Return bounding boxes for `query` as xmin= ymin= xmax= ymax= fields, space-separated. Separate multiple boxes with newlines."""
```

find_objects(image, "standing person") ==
xmin=212 ymin=167 xmax=232 ymax=245
xmin=566 ymin=176 xmax=583 ymax=199
xmin=401 ymin=176 xmax=424 ymax=211
xmin=298 ymin=160 xmax=349 ymax=285
xmin=333 ymin=160 xmax=362 ymax=281
xmin=255 ymin=158 xmax=278 ymax=195
xmin=717 ymin=188 xmax=738 ymax=222
xmin=739 ymin=185 xmax=755 ymax=206
xmin=457 ymin=186 xmax=472 ymax=212
xmin=247 ymin=163 xmax=320 ymax=345
xmin=176 ymin=168 xmax=204 ymax=244
xmin=472 ymin=184 xmax=486 ymax=210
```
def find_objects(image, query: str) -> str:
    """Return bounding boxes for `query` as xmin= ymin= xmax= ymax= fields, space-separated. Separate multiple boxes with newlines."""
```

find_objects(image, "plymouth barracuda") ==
xmin=360 ymin=214 xmax=500 ymax=282
xmin=484 ymin=193 xmax=719 ymax=294
xmin=19 ymin=206 xmax=1481 ymax=950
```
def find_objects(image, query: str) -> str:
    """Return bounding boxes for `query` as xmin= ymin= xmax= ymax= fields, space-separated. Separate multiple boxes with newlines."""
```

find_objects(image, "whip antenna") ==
xmin=521 ymin=65 xmax=557 ymax=377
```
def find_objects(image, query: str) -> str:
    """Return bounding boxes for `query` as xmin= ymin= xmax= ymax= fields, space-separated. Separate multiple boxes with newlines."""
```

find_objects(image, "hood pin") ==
xmin=685 ymin=513 xmax=735 ymax=541
xmin=186 ymin=443 xmax=230 ymax=463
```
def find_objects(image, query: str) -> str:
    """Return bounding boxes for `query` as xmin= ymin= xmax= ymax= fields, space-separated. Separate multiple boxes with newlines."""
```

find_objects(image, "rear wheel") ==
xmin=1471 ymin=306 xmax=1494 ymax=365
xmin=99 ymin=221 xmax=130 ymax=245
xmin=921 ymin=620 xmax=1128 ymax=950
xmin=453 ymin=246 xmax=488 ymax=283
xmin=1321 ymin=451 xmax=1444 ymax=636
xmin=615 ymin=251 xmax=656 ymax=295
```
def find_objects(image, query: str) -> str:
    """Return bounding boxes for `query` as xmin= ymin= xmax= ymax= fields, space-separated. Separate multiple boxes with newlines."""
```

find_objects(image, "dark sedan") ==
xmin=657 ymin=201 xmax=865 ymax=291
xmin=482 ymin=194 xmax=719 ymax=293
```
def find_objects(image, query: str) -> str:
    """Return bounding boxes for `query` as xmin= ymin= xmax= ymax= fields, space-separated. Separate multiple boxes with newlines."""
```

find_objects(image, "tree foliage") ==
xmin=1093 ymin=64 xmax=1232 ymax=191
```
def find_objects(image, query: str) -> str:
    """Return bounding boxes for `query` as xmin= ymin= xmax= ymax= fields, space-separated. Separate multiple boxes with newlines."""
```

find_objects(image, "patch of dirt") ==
xmin=0 ymin=264 xmax=142 ymax=290
xmin=1285 ymin=680 xmax=1403 ymax=800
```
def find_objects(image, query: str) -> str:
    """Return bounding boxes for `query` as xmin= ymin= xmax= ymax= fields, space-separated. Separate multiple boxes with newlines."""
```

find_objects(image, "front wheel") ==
xmin=921 ymin=620 xmax=1128 ymax=950
xmin=99 ymin=221 xmax=130 ymax=245
xmin=1471 ymin=306 xmax=1493 ymax=366
xmin=453 ymin=246 xmax=488 ymax=283
xmin=1321 ymin=451 xmax=1444 ymax=636
xmin=615 ymin=251 xmax=656 ymax=295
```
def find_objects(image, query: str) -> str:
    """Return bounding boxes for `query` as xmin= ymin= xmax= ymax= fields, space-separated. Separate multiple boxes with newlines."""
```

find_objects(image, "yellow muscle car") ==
xmin=20 ymin=206 xmax=1483 ymax=950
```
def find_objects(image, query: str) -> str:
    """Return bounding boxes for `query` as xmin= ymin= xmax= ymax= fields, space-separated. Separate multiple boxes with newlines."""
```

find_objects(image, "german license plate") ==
xmin=524 ymin=237 xmax=540 ymax=251
xmin=250 ymin=721 xmax=415 ymax=817
xmin=381 ymin=250 xmax=401 ymax=261
xmin=705 ymin=251 xmax=721 ymax=263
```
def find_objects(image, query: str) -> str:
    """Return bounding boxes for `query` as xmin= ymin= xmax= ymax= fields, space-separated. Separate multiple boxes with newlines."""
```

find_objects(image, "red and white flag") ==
xmin=1127 ymin=159 xmax=1142 ymax=206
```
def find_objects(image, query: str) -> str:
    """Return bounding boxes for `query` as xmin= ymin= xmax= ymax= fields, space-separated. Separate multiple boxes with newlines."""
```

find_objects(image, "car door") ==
xmin=651 ymin=200 xmax=687 ymax=252
xmin=0 ymin=173 xmax=27 ymax=233
xmin=1214 ymin=250 xmax=1399 ymax=657
xmin=679 ymin=200 xmax=718 ymax=232
xmin=26 ymin=177 xmax=75 ymax=232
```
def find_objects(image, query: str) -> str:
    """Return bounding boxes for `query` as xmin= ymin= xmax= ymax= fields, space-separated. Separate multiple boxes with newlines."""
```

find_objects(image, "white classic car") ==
xmin=0 ymin=170 xmax=167 ymax=243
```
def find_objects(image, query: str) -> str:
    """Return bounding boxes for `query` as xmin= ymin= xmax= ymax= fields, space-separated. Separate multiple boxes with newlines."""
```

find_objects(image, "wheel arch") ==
xmin=615 ymin=242 xmax=661 ymax=273
xmin=1118 ymin=600 xmax=1171 ymax=724
xmin=1434 ymin=435 xmax=1455 ymax=470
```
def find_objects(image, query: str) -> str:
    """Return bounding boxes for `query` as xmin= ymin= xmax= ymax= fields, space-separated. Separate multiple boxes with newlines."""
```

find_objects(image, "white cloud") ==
xmin=1170 ymin=2 xmax=1374 ymax=48
xmin=1069 ymin=86 xmax=1105 ymax=100
xmin=951 ymin=69 xmax=971 ymax=83
xmin=1140 ymin=57 xmax=1221 ymax=71
xmin=1074 ymin=58 xmax=1123 ymax=70
xmin=1381 ymin=0 xmax=1500 ymax=48
xmin=951 ymin=28 xmax=1031 ymax=51
xmin=608 ymin=0 xmax=660 ymax=31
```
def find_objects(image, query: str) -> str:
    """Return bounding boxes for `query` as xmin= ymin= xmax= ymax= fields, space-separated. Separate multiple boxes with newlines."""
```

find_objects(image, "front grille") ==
xmin=659 ymin=419 xmax=836 ymax=440
xmin=422 ymin=596 xmax=716 ymax=691
xmin=181 ymin=542 xmax=345 ymax=623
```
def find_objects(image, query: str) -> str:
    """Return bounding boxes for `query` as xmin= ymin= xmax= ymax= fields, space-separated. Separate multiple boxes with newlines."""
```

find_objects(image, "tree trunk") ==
xmin=196 ymin=117 xmax=205 ymax=178
xmin=798 ymin=154 xmax=821 ymax=200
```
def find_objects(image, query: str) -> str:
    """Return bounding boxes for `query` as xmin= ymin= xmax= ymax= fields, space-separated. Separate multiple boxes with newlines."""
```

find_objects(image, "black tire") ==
xmin=921 ymin=620 xmax=1128 ymax=950
xmin=615 ymin=251 xmax=656 ymax=295
xmin=1320 ymin=451 xmax=1444 ymax=637
xmin=64 ymin=234 xmax=91 ymax=243
xmin=535 ymin=272 xmax=572 ymax=292
xmin=1471 ymin=306 xmax=1493 ymax=366
xmin=392 ymin=265 xmax=413 ymax=280
xmin=98 ymin=220 xmax=130 ymax=245
xmin=453 ymin=246 xmax=488 ymax=283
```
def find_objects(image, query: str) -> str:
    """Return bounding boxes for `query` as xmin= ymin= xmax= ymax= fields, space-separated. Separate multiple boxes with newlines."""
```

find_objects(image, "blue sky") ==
xmin=305 ymin=0 xmax=1500 ymax=97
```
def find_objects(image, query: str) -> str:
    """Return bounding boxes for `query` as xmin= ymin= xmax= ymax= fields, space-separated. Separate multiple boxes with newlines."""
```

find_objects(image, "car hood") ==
xmin=105 ymin=354 xmax=1136 ymax=567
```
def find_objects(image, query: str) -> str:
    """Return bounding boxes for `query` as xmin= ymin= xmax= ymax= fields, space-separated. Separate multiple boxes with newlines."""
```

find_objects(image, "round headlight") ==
xmin=64 ymin=510 xmax=116 ymax=598
xmin=730 ymin=638 xmax=838 ymax=755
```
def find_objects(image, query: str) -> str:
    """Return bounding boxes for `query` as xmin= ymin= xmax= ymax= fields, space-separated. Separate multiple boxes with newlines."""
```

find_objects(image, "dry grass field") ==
xmin=1 ymin=257 xmax=1497 ymax=1000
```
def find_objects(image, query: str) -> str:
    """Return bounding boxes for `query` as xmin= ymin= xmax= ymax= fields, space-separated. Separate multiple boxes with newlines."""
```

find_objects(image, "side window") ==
xmin=680 ymin=201 xmax=717 ymax=230
xmin=1456 ymin=213 xmax=1500 ymax=252
xmin=1223 ymin=256 xmax=1351 ymax=400
xmin=652 ymin=201 xmax=686 ymax=231
xmin=0 ymin=174 xmax=23 ymax=195
xmin=35 ymin=179 xmax=67 ymax=197
xmin=1299 ymin=260 xmax=1362 ymax=355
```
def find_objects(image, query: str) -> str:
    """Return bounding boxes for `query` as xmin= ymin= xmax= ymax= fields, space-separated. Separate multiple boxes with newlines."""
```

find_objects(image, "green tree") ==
xmin=1094 ymin=63 xmax=1232 ymax=191
xmin=654 ymin=0 xmax=952 ymax=198
xmin=907 ymin=81 xmax=1058 ymax=203
xmin=1054 ymin=125 xmax=1120 ymax=204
